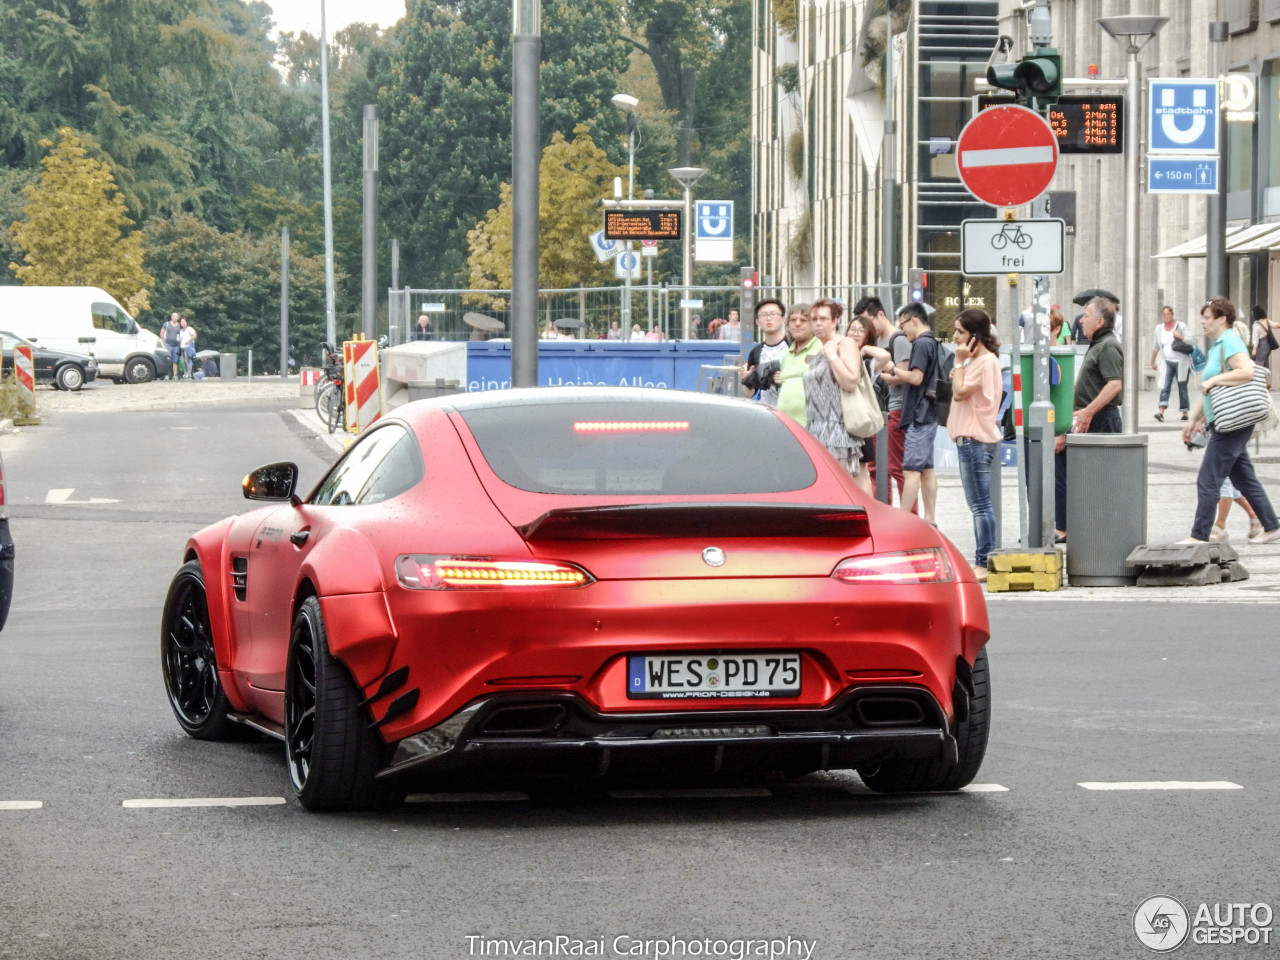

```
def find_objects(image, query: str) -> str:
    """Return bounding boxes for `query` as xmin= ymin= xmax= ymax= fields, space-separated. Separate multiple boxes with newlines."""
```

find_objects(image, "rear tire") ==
xmin=161 ymin=560 xmax=235 ymax=740
xmin=858 ymin=648 xmax=990 ymax=793
xmin=125 ymin=357 xmax=155 ymax=384
xmin=284 ymin=596 xmax=398 ymax=811
xmin=56 ymin=364 xmax=85 ymax=391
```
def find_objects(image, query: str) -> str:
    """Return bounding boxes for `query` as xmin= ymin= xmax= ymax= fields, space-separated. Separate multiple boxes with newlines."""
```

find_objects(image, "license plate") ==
xmin=626 ymin=653 xmax=801 ymax=700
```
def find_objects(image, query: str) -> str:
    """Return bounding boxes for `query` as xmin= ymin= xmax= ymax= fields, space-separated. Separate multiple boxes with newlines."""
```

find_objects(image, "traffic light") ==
xmin=986 ymin=47 xmax=1062 ymax=105
xmin=740 ymin=266 xmax=756 ymax=317
xmin=908 ymin=268 xmax=927 ymax=304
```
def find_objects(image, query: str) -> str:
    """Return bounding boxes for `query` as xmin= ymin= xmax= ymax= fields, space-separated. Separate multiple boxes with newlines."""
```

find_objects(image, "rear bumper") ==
xmin=379 ymin=686 xmax=956 ymax=781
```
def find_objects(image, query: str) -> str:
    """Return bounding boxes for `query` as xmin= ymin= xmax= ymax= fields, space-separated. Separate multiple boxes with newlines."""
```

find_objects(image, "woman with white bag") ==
xmin=1180 ymin=297 xmax=1280 ymax=544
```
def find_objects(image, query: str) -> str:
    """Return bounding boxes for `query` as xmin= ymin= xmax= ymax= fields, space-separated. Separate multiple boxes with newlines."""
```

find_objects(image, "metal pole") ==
xmin=319 ymin=0 xmax=335 ymax=346
xmin=1206 ymin=21 xmax=1229 ymax=299
xmin=682 ymin=181 xmax=694 ymax=338
xmin=511 ymin=0 xmax=541 ymax=388
xmin=622 ymin=124 xmax=635 ymax=329
xmin=280 ymin=226 xmax=289 ymax=378
xmin=361 ymin=105 xmax=379 ymax=340
xmin=1121 ymin=46 xmax=1141 ymax=434
xmin=880 ymin=18 xmax=896 ymax=318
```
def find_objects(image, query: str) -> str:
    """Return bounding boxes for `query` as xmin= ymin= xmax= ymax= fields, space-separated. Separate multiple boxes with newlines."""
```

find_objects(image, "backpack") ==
xmin=925 ymin=343 xmax=954 ymax=427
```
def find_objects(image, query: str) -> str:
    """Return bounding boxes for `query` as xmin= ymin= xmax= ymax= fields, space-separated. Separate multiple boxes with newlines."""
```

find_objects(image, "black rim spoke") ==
xmin=164 ymin=575 xmax=218 ymax=726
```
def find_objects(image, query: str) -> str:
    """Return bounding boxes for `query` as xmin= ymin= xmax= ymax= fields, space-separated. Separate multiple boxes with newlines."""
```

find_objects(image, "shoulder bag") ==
xmin=1171 ymin=324 xmax=1195 ymax=356
xmin=1209 ymin=344 xmax=1273 ymax=433
xmin=839 ymin=343 xmax=885 ymax=438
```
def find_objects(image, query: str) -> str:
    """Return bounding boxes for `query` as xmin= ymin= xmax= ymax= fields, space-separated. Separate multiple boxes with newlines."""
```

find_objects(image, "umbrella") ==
xmin=463 ymin=312 xmax=505 ymax=332
xmin=1072 ymin=288 xmax=1119 ymax=306
xmin=553 ymin=317 xmax=585 ymax=330
xmin=194 ymin=349 xmax=220 ymax=359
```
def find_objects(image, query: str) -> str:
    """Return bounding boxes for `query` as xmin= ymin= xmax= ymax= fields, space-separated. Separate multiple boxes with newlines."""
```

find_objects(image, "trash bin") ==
xmin=1019 ymin=346 xmax=1076 ymax=435
xmin=219 ymin=353 xmax=237 ymax=380
xmin=1065 ymin=433 xmax=1148 ymax=586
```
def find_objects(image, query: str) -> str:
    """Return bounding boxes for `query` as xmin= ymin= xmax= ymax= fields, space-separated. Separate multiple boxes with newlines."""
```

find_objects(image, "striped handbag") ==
xmin=1209 ymin=352 xmax=1272 ymax=433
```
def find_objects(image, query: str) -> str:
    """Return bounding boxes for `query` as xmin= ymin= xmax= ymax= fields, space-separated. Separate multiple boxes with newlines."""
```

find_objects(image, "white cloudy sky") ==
xmin=264 ymin=0 xmax=407 ymax=37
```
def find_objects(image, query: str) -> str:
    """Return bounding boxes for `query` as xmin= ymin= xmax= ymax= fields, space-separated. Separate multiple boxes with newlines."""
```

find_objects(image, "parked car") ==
xmin=160 ymin=388 xmax=992 ymax=811
xmin=0 ymin=449 xmax=13 ymax=631
xmin=0 ymin=330 xmax=97 ymax=391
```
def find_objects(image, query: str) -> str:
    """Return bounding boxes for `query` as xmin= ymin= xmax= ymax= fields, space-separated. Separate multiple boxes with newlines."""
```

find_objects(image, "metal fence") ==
xmin=387 ymin=282 xmax=911 ymax=344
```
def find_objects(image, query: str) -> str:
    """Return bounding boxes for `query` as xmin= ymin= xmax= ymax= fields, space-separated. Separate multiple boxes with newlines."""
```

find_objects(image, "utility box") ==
xmin=219 ymin=353 xmax=237 ymax=380
xmin=1065 ymin=433 xmax=1148 ymax=586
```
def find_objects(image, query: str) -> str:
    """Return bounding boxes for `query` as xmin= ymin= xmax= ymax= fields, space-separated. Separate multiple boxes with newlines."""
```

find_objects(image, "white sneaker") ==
xmin=1175 ymin=537 xmax=1206 ymax=544
xmin=1247 ymin=526 xmax=1280 ymax=545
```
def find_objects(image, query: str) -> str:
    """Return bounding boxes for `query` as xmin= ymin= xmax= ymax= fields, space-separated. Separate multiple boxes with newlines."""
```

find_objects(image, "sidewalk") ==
xmin=928 ymin=385 xmax=1280 ymax=603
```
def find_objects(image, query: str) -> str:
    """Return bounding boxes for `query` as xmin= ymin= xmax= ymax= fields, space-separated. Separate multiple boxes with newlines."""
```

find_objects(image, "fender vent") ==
xmin=230 ymin=556 xmax=248 ymax=601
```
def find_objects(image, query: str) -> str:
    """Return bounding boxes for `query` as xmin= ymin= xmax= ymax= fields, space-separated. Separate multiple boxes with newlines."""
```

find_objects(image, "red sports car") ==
xmin=161 ymin=388 xmax=991 ymax=810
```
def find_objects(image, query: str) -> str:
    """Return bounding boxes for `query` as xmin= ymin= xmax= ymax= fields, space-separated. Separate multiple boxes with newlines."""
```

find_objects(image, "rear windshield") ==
xmin=458 ymin=400 xmax=817 ymax=495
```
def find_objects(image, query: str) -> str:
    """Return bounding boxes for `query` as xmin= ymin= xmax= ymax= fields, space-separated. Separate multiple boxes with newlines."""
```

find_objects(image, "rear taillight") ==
xmin=831 ymin=548 xmax=953 ymax=584
xmin=396 ymin=555 xmax=593 ymax=589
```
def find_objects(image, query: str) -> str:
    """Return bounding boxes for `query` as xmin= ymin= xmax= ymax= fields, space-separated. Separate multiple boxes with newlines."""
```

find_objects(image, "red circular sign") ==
xmin=955 ymin=105 xmax=1059 ymax=207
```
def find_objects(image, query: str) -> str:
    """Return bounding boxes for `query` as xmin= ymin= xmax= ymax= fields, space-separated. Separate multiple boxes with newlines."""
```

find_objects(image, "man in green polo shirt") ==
xmin=1053 ymin=296 xmax=1123 ymax=540
xmin=774 ymin=307 xmax=822 ymax=426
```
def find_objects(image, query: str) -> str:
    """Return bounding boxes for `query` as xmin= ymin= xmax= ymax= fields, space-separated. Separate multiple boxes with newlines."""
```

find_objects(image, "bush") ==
xmin=0 ymin=375 xmax=36 ymax=421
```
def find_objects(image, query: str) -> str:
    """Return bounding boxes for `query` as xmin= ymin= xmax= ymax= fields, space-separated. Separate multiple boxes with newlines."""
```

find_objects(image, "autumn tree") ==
xmin=9 ymin=128 xmax=154 ymax=311
xmin=466 ymin=125 xmax=626 ymax=296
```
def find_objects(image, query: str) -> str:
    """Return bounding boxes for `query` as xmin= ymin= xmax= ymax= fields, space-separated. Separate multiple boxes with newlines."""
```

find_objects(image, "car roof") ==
xmin=426 ymin=386 xmax=758 ymax=415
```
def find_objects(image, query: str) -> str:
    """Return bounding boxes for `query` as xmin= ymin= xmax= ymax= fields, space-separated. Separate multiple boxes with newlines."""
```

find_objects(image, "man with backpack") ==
xmin=893 ymin=302 xmax=942 ymax=524
xmin=857 ymin=296 xmax=913 ymax=509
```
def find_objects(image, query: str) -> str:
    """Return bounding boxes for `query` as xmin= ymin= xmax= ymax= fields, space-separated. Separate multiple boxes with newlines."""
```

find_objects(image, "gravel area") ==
xmin=25 ymin=375 xmax=306 ymax=414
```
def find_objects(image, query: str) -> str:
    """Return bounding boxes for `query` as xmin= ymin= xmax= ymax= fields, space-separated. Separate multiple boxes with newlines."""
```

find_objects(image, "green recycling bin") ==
xmin=1019 ymin=346 xmax=1076 ymax=436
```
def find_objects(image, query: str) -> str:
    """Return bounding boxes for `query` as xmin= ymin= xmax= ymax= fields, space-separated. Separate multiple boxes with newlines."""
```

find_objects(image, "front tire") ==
xmin=858 ymin=648 xmax=991 ymax=793
xmin=285 ymin=596 xmax=397 ymax=811
xmin=56 ymin=364 xmax=85 ymax=391
xmin=125 ymin=357 xmax=155 ymax=384
xmin=161 ymin=560 xmax=235 ymax=740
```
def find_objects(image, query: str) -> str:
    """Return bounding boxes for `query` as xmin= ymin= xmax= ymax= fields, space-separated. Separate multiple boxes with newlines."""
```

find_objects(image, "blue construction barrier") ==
xmin=465 ymin=340 xmax=749 ymax=393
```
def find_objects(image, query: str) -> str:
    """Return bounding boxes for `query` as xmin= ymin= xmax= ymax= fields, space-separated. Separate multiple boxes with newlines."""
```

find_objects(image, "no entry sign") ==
xmin=956 ymin=105 xmax=1059 ymax=207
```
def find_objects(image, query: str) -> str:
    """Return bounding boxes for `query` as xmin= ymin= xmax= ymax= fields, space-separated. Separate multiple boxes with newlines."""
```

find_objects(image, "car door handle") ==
xmin=289 ymin=531 xmax=310 ymax=547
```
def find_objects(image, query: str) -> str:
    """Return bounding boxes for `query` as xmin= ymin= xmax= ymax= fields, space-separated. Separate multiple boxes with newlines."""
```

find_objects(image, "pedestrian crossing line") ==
xmin=122 ymin=797 xmax=287 ymax=808
xmin=0 ymin=801 xmax=42 ymax=810
xmin=1077 ymin=781 xmax=1243 ymax=791
xmin=960 ymin=783 xmax=1010 ymax=793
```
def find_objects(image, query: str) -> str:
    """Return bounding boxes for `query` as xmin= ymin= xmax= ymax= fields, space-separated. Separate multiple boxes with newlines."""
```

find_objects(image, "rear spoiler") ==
xmin=516 ymin=502 xmax=870 ymax=541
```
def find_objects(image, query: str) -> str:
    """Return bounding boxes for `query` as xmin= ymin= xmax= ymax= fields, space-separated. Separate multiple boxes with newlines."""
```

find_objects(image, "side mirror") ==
xmin=243 ymin=462 xmax=300 ymax=503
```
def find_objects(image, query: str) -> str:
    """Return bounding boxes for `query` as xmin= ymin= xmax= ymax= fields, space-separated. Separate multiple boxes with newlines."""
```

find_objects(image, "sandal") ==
xmin=1154 ymin=411 xmax=1164 ymax=422
xmin=1210 ymin=524 xmax=1230 ymax=542
xmin=1249 ymin=520 xmax=1264 ymax=540
xmin=972 ymin=565 xmax=988 ymax=582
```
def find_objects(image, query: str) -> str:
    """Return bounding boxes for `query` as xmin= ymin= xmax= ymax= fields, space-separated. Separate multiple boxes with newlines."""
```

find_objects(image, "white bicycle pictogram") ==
xmin=991 ymin=224 xmax=1034 ymax=250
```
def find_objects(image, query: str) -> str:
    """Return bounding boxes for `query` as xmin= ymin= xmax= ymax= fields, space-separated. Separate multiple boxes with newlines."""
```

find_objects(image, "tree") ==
xmin=466 ymin=125 xmax=626 ymax=294
xmin=9 ymin=128 xmax=154 ymax=310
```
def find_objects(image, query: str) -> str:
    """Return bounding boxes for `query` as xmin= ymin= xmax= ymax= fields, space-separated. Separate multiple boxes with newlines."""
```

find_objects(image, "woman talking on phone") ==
xmin=948 ymin=309 xmax=1003 ymax=581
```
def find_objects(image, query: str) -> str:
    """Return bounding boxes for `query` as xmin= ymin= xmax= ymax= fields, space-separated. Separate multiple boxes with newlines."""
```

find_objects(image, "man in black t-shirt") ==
xmin=893 ymin=303 xmax=940 ymax=524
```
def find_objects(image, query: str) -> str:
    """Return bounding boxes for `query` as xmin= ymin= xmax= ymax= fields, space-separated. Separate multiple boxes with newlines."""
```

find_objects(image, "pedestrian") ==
xmin=160 ymin=312 xmax=182 ymax=380
xmin=411 ymin=314 xmax=435 ymax=341
xmin=607 ymin=320 xmax=622 ymax=340
xmin=947 ymin=309 xmax=1002 ymax=581
xmin=1180 ymin=296 xmax=1280 ymax=544
xmin=630 ymin=323 xmax=646 ymax=341
xmin=773 ymin=304 xmax=821 ymax=427
xmin=1054 ymin=296 xmax=1124 ymax=542
xmin=741 ymin=298 xmax=788 ymax=407
xmin=893 ymin=302 xmax=941 ymax=524
xmin=802 ymin=298 xmax=864 ymax=484
xmin=1149 ymin=305 xmax=1191 ymax=422
xmin=1251 ymin=305 xmax=1275 ymax=384
xmin=717 ymin=308 xmax=742 ymax=342
xmin=856 ymin=296 xmax=912 ymax=509
xmin=179 ymin=317 xmax=197 ymax=378
xmin=1049 ymin=306 xmax=1071 ymax=345
xmin=842 ymin=313 xmax=893 ymax=493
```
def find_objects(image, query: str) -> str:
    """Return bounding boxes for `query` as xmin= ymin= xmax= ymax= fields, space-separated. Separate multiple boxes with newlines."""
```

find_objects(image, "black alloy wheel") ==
xmin=161 ymin=560 xmax=234 ymax=739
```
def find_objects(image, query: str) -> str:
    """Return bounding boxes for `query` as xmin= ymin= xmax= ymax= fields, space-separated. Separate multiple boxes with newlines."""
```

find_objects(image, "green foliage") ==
xmin=775 ymin=64 xmax=800 ymax=95
xmin=0 ymin=375 xmax=36 ymax=421
xmin=9 ymin=128 xmax=154 ymax=307
xmin=144 ymin=214 xmax=331 ymax=372
xmin=772 ymin=0 xmax=799 ymax=40
xmin=466 ymin=125 xmax=626 ymax=292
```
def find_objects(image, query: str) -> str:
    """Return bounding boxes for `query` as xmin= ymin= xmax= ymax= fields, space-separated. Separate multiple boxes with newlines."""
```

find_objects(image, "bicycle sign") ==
xmin=961 ymin=218 xmax=1064 ymax=275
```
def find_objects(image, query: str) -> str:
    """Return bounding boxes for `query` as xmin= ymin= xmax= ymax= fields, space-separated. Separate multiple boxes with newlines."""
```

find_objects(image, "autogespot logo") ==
xmin=1135 ymin=896 xmax=1191 ymax=952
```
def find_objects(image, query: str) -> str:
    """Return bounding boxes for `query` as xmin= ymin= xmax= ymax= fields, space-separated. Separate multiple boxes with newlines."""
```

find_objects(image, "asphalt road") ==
xmin=1 ymin=402 xmax=1277 ymax=960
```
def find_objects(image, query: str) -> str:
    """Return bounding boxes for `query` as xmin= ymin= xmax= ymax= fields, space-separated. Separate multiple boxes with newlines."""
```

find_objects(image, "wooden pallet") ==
xmin=986 ymin=549 xmax=1064 ymax=592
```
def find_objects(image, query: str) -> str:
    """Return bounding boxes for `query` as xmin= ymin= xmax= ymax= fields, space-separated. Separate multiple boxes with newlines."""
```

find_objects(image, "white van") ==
xmin=0 ymin=286 xmax=170 ymax=383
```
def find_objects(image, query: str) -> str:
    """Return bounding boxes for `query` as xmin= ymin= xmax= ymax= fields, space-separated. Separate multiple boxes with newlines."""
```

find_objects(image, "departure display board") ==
xmin=604 ymin=210 xmax=682 ymax=241
xmin=978 ymin=96 xmax=1124 ymax=154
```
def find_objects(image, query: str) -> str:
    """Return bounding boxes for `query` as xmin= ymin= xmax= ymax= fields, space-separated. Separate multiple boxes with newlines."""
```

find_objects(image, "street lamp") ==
xmin=669 ymin=166 xmax=706 ymax=339
xmin=1097 ymin=14 xmax=1168 ymax=435
xmin=612 ymin=94 xmax=639 ymax=331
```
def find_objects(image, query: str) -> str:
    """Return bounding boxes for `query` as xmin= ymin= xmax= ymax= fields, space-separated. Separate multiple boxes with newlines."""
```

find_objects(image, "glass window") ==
xmin=91 ymin=302 xmax=132 ymax=334
xmin=309 ymin=423 xmax=423 ymax=506
xmin=459 ymin=400 xmax=818 ymax=495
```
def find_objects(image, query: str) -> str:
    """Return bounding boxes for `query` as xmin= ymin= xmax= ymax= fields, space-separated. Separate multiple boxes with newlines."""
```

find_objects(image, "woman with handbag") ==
xmin=947 ymin=309 xmax=1002 ymax=580
xmin=1149 ymin=305 xmax=1192 ymax=421
xmin=1252 ymin=305 xmax=1276 ymax=385
xmin=802 ymin=298 xmax=867 ymax=486
xmin=1180 ymin=297 xmax=1280 ymax=544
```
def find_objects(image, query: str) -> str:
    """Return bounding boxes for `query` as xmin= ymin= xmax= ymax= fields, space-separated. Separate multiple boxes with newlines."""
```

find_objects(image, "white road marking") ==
xmin=44 ymin=488 xmax=119 ymax=505
xmin=960 ymin=145 xmax=1055 ymax=168
xmin=1077 ymin=781 xmax=1243 ymax=791
xmin=608 ymin=787 xmax=773 ymax=799
xmin=960 ymin=783 xmax=1010 ymax=793
xmin=0 ymin=800 xmax=42 ymax=810
xmin=405 ymin=792 xmax=528 ymax=803
xmin=122 ymin=797 xmax=287 ymax=808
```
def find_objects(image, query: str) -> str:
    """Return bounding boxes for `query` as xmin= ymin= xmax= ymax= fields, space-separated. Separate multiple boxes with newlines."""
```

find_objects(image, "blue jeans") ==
xmin=1159 ymin=360 xmax=1189 ymax=411
xmin=1192 ymin=424 xmax=1280 ymax=539
xmin=956 ymin=438 xmax=997 ymax=567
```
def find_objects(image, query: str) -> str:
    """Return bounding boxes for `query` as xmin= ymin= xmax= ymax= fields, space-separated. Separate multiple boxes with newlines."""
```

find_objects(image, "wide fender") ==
xmin=302 ymin=525 xmax=396 ymax=690
xmin=179 ymin=516 xmax=252 ymax=713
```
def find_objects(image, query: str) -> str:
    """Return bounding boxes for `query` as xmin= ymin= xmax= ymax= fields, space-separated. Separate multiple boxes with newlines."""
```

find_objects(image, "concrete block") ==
xmin=988 ymin=549 xmax=1063 ymax=574
xmin=1136 ymin=564 xmax=1222 ymax=587
xmin=987 ymin=569 xmax=1064 ymax=593
xmin=1219 ymin=560 xmax=1250 ymax=583
xmin=1126 ymin=542 xmax=1236 ymax=568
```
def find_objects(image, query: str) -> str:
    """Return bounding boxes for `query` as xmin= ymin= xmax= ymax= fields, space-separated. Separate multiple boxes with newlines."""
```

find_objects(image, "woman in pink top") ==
xmin=948 ymin=309 xmax=1002 ymax=580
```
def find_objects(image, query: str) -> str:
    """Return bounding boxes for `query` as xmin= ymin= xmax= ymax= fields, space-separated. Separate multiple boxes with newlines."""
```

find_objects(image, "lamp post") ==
xmin=612 ymin=93 xmax=639 ymax=332
xmin=319 ymin=0 xmax=335 ymax=346
xmin=669 ymin=166 xmax=706 ymax=339
xmin=511 ymin=0 xmax=541 ymax=388
xmin=1097 ymin=14 xmax=1168 ymax=436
